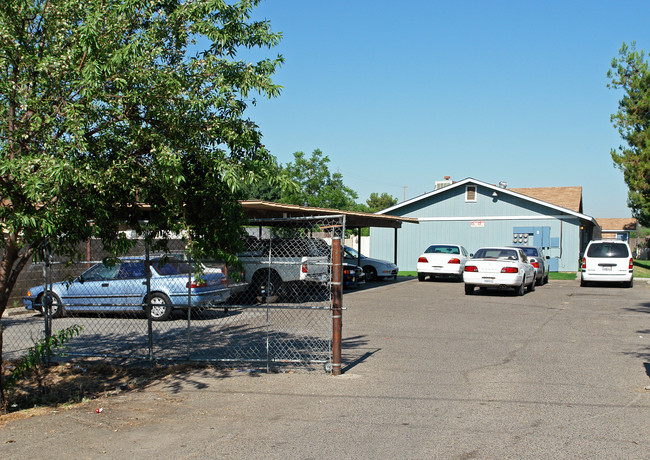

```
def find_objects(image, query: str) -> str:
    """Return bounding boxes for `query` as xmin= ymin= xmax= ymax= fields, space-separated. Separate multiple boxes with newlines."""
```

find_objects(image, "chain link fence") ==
xmin=2 ymin=216 xmax=345 ymax=372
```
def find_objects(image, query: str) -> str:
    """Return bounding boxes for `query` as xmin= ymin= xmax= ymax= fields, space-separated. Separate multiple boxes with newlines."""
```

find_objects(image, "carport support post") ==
xmin=331 ymin=236 xmax=343 ymax=375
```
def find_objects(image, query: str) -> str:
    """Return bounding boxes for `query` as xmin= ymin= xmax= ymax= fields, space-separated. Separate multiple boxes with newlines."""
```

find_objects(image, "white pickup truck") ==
xmin=238 ymin=237 xmax=330 ymax=301
xmin=462 ymin=246 xmax=536 ymax=296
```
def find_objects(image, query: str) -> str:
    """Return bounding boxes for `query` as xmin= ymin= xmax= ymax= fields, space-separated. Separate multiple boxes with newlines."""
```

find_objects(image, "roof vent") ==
xmin=498 ymin=181 xmax=508 ymax=189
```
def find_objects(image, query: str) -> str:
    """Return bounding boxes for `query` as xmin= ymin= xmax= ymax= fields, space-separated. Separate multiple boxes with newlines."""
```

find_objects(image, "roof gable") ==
xmin=377 ymin=177 xmax=594 ymax=223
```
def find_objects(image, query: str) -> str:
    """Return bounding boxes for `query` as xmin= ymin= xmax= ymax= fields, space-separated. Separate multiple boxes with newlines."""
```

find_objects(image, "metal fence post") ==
xmin=42 ymin=251 xmax=49 ymax=353
xmin=187 ymin=254 xmax=192 ymax=360
xmin=331 ymin=235 xmax=343 ymax=375
xmin=145 ymin=241 xmax=153 ymax=361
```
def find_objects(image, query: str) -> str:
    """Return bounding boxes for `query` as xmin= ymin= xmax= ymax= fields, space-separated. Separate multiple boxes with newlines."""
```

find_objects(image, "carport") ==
xmin=240 ymin=200 xmax=418 ymax=374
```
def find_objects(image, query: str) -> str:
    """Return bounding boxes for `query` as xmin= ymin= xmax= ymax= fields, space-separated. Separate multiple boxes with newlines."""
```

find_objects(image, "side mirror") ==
xmin=545 ymin=256 xmax=550 ymax=260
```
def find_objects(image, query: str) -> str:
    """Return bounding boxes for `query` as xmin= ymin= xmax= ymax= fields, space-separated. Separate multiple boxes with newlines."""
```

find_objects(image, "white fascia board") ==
xmin=418 ymin=215 xmax=580 ymax=222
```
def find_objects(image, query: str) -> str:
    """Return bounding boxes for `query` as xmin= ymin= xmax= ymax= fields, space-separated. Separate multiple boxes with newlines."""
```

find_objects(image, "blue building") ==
xmin=372 ymin=178 xmax=600 ymax=272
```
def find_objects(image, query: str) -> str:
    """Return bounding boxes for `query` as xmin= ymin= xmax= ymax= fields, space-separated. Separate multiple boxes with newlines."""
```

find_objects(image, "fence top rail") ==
xmin=248 ymin=215 xmax=345 ymax=225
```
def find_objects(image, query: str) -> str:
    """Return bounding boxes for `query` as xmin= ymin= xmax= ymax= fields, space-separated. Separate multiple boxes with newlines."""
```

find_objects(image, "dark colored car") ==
xmin=343 ymin=264 xmax=365 ymax=289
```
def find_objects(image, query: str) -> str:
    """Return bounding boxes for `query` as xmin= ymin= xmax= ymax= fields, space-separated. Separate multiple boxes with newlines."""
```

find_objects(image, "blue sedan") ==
xmin=23 ymin=257 xmax=231 ymax=321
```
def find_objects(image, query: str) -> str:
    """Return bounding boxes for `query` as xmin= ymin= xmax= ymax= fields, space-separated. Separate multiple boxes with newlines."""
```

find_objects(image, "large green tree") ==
xmin=0 ymin=0 xmax=284 ymax=396
xmin=365 ymin=192 xmax=397 ymax=213
xmin=608 ymin=42 xmax=650 ymax=225
xmin=281 ymin=149 xmax=358 ymax=210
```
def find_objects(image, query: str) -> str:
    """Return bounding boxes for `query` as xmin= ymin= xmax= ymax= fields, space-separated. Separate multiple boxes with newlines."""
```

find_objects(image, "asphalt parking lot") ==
xmin=2 ymin=277 xmax=649 ymax=459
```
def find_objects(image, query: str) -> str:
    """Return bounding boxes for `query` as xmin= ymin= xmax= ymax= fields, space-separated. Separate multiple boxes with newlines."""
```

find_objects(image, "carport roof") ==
xmin=240 ymin=200 xmax=419 ymax=229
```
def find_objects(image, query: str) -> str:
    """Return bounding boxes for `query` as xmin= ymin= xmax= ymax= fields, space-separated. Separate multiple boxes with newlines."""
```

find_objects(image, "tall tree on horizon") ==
xmin=608 ymin=42 xmax=650 ymax=225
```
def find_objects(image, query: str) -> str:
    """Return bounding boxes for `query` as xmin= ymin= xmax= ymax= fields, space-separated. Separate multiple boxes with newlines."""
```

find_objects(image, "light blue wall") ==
xmin=370 ymin=183 xmax=587 ymax=272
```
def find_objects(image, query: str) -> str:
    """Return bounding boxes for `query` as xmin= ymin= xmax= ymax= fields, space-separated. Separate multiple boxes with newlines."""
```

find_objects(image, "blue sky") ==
xmin=241 ymin=0 xmax=650 ymax=218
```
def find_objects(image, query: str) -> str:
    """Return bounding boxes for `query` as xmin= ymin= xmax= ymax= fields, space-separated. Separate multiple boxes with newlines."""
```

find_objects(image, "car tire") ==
xmin=41 ymin=293 xmax=64 ymax=318
xmin=147 ymin=293 xmax=173 ymax=321
xmin=528 ymin=277 xmax=536 ymax=292
xmin=418 ymin=273 xmax=426 ymax=282
xmin=516 ymin=280 xmax=525 ymax=296
xmin=464 ymin=284 xmax=474 ymax=295
xmin=626 ymin=278 xmax=633 ymax=288
xmin=580 ymin=276 xmax=588 ymax=287
xmin=250 ymin=269 xmax=283 ymax=302
xmin=363 ymin=266 xmax=377 ymax=282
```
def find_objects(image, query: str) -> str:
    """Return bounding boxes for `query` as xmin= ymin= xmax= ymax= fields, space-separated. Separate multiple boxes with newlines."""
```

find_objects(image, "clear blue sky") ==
xmin=241 ymin=0 xmax=650 ymax=218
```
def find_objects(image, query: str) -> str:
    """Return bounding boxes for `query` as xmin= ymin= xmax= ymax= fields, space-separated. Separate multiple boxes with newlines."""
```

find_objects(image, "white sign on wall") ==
xmin=471 ymin=221 xmax=485 ymax=228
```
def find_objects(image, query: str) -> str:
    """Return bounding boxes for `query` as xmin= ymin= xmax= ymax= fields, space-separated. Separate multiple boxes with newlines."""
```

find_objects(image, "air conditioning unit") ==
xmin=434 ymin=180 xmax=453 ymax=190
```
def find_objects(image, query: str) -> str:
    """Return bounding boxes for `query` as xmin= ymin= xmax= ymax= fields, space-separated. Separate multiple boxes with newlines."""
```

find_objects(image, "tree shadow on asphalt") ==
xmin=625 ymin=301 xmax=650 ymax=314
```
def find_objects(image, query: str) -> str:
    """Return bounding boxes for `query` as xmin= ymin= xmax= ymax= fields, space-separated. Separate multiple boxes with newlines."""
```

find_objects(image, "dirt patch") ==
xmin=1 ymin=359 xmax=207 ymax=423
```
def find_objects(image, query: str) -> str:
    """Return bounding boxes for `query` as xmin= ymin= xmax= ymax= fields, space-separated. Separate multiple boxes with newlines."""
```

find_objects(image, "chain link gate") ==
xmin=2 ymin=216 xmax=345 ymax=373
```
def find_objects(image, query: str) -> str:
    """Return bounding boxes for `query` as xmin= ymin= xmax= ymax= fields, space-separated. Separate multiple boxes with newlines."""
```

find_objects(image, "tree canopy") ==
xmin=0 ymin=0 xmax=284 ymax=313
xmin=608 ymin=42 xmax=650 ymax=225
xmin=365 ymin=192 xmax=397 ymax=213
xmin=279 ymin=149 xmax=358 ymax=210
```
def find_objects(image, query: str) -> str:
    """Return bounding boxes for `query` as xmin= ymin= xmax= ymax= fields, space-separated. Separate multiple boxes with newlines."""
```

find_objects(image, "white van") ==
xmin=580 ymin=240 xmax=634 ymax=287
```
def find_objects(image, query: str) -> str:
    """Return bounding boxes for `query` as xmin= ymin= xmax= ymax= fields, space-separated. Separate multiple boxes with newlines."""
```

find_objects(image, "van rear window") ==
xmin=586 ymin=243 xmax=629 ymax=258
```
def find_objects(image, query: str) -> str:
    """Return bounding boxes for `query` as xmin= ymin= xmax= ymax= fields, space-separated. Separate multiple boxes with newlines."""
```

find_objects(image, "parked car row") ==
xmin=417 ymin=239 xmax=635 ymax=294
xmin=417 ymin=243 xmax=551 ymax=296
xmin=23 ymin=237 xmax=636 ymax=321
xmin=23 ymin=240 xmax=394 ymax=320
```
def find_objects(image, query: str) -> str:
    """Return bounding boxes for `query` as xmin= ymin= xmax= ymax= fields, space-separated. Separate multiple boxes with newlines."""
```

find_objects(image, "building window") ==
xmin=465 ymin=185 xmax=477 ymax=202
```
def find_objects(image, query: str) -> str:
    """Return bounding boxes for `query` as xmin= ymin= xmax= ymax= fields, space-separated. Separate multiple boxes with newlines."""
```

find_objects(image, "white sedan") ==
xmin=462 ymin=246 xmax=536 ymax=295
xmin=417 ymin=244 xmax=469 ymax=281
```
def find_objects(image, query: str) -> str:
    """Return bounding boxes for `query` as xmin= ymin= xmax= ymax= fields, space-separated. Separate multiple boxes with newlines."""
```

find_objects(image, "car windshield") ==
xmin=473 ymin=248 xmax=518 ymax=260
xmin=82 ymin=263 xmax=120 ymax=281
xmin=425 ymin=245 xmax=460 ymax=255
xmin=344 ymin=247 xmax=361 ymax=259
xmin=586 ymin=243 xmax=629 ymax=258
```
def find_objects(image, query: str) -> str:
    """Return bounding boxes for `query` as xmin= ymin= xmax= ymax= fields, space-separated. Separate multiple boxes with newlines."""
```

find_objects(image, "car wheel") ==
xmin=516 ymin=280 xmax=525 ymax=296
xmin=535 ymin=275 xmax=543 ymax=286
xmin=250 ymin=270 xmax=283 ymax=302
xmin=147 ymin=293 xmax=173 ymax=321
xmin=464 ymin=284 xmax=474 ymax=295
xmin=418 ymin=273 xmax=426 ymax=282
xmin=527 ymin=277 xmax=536 ymax=292
xmin=363 ymin=266 xmax=377 ymax=282
xmin=626 ymin=278 xmax=633 ymax=288
xmin=41 ymin=293 xmax=64 ymax=318
xmin=580 ymin=276 xmax=588 ymax=287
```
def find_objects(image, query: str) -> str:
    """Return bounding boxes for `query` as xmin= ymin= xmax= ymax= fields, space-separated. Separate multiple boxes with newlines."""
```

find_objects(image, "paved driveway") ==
xmin=2 ymin=278 xmax=649 ymax=459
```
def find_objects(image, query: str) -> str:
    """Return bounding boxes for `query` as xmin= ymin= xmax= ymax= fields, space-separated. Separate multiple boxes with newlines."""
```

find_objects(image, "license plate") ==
xmin=432 ymin=266 xmax=442 ymax=271
xmin=482 ymin=277 xmax=495 ymax=284
xmin=602 ymin=267 xmax=612 ymax=271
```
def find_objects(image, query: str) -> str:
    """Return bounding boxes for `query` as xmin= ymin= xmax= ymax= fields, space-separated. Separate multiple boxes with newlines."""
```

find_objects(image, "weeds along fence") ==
xmin=2 ymin=216 xmax=345 ymax=372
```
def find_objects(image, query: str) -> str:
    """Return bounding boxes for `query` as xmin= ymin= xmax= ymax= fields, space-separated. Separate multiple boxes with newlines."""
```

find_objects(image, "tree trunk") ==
xmin=0 ymin=233 xmax=37 ymax=408
xmin=0 ymin=321 xmax=5 ymax=411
